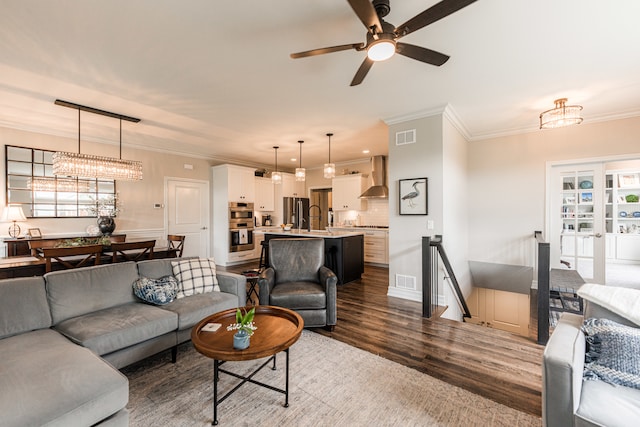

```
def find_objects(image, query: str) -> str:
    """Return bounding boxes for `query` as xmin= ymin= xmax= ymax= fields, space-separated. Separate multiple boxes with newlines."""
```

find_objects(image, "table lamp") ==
xmin=2 ymin=204 xmax=27 ymax=238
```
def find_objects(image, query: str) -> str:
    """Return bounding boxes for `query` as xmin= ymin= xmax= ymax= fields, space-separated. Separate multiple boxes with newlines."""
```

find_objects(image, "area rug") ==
xmin=123 ymin=331 xmax=541 ymax=426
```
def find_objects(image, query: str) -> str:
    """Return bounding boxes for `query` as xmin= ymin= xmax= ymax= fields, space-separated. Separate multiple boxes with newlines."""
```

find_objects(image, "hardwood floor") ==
xmin=222 ymin=262 xmax=544 ymax=417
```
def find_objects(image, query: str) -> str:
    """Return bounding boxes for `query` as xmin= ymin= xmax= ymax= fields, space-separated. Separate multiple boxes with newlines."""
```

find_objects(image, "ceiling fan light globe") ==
xmin=367 ymin=39 xmax=395 ymax=61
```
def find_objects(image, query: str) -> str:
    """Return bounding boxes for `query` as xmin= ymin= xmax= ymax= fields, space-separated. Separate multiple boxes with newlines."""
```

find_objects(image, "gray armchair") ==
xmin=258 ymin=238 xmax=337 ymax=330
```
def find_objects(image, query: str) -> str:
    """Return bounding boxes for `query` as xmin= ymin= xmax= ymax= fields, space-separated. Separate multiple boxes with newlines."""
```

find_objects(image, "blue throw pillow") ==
xmin=582 ymin=318 xmax=640 ymax=390
xmin=132 ymin=275 xmax=178 ymax=306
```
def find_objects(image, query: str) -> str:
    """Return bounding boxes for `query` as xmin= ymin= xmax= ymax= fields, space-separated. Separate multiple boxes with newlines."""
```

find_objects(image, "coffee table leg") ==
xmin=284 ymin=348 xmax=290 ymax=408
xmin=213 ymin=359 xmax=219 ymax=425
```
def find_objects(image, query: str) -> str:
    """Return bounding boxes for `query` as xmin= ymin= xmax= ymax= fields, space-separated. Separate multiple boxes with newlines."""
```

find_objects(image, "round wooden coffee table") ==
xmin=192 ymin=306 xmax=304 ymax=425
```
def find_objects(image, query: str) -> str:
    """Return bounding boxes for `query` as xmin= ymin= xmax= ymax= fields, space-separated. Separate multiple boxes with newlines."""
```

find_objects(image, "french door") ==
xmin=549 ymin=163 xmax=605 ymax=284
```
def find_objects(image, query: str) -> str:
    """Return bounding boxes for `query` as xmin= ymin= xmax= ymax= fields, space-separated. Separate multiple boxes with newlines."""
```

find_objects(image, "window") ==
xmin=5 ymin=145 xmax=116 ymax=218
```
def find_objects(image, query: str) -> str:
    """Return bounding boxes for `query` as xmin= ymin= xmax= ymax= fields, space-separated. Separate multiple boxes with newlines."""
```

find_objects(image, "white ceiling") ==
xmin=1 ymin=0 xmax=640 ymax=169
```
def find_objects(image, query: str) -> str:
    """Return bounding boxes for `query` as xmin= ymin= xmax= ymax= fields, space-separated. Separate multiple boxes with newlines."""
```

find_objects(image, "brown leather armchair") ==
xmin=258 ymin=238 xmax=337 ymax=330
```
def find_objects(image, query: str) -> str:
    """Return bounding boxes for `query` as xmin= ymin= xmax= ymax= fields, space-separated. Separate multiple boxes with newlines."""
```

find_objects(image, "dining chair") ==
xmin=42 ymin=244 xmax=103 ymax=273
xmin=28 ymin=239 xmax=59 ymax=259
xmin=110 ymin=240 xmax=155 ymax=263
xmin=167 ymin=235 xmax=185 ymax=258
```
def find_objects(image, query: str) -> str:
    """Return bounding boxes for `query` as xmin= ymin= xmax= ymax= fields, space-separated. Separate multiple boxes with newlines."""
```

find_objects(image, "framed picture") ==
xmin=618 ymin=173 xmax=640 ymax=188
xmin=580 ymin=192 xmax=593 ymax=203
xmin=399 ymin=178 xmax=428 ymax=215
xmin=28 ymin=228 xmax=42 ymax=238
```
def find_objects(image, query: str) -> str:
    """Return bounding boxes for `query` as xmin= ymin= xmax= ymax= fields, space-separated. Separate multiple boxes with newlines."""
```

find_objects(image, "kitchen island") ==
xmin=264 ymin=230 xmax=364 ymax=284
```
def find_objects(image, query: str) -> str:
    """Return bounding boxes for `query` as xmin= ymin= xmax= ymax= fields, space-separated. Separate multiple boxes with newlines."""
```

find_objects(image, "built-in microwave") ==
xmin=229 ymin=202 xmax=254 ymax=221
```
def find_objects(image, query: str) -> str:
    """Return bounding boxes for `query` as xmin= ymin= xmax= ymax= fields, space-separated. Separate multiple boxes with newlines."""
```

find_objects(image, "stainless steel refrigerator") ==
xmin=283 ymin=197 xmax=309 ymax=229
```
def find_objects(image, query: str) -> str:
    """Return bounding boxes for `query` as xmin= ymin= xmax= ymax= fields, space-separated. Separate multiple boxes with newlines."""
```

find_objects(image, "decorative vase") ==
xmin=233 ymin=330 xmax=250 ymax=350
xmin=97 ymin=216 xmax=116 ymax=236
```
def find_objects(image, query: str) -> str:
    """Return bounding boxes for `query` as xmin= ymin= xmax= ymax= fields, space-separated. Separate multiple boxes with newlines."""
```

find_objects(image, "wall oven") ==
xmin=229 ymin=202 xmax=254 ymax=252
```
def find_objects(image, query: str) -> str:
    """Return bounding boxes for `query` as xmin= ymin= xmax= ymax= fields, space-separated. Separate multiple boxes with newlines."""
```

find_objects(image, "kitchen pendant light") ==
xmin=52 ymin=99 xmax=143 ymax=181
xmin=272 ymin=146 xmax=282 ymax=184
xmin=323 ymin=133 xmax=335 ymax=179
xmin=295 ymin=140 xmax=305 ymax=182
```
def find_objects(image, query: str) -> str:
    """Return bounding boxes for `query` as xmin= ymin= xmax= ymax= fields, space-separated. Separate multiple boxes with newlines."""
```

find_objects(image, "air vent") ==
xmin=395 ymin=274 xmax=417 ymax=290
xmin=395 ymin=129 xmax=416 ymax=146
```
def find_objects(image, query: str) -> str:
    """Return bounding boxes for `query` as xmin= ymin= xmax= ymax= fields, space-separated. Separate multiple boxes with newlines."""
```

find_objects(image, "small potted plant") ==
xmin=226 ymin=307 xmax=257 ymax=350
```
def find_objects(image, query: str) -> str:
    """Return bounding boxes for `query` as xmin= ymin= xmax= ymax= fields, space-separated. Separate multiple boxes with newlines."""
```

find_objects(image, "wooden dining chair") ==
xmin=42 ymin=244 xmax=103 ymax=273
xmin=110 ymin=240 xmax=155 ymax=263
xmin=28 ymin=239 xmax=59 ymax=259
xmin=167 ymin=235 xmax=185 ymax=258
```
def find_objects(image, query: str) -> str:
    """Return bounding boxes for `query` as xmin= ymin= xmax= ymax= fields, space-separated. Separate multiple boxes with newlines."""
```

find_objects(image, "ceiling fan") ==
xmin=290 ymin=0 xmax=478 ymax=86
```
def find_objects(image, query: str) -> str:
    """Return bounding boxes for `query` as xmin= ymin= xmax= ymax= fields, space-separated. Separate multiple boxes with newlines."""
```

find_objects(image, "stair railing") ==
xmin=422 ymin=235 xmax=472 ymax=319
xmin=534 ymin=231 xmax=551 ymax=345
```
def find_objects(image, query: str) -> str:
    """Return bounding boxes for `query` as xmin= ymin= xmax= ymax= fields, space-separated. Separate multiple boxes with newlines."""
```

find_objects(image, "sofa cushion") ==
xmin=576 ymin=379 xmax=640 ymax=427
xmin=137 ymin=257 xmax=196 ymax=279
xmin=53 ymin=302 xmax=178 ymax=356
xmin=270 ymin=281 xmax=327 ymax=310
xmin=0 ymin=276 xmax=50 ymax=339
xmin=582 ymin=318 xmax=640 ymax=390
xmin=46 ymin=262 xmax=139 ymax=324
xmin=0 ymin=329 xmax=128 ymax=427
xmin=172 ymin=258 xmax=220 ymax=298
xmin=578 ymin=283 xmax=640 ymax=327
xmin=132 ymin=275 xmax=178 ymax=305
xmin=160 ymin=291 xmax=238 ymax=330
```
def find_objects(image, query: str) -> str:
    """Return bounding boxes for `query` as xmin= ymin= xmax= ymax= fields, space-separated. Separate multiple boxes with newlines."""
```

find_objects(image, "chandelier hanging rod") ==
xmin=54 ymin=99 xmax=140 ymax=123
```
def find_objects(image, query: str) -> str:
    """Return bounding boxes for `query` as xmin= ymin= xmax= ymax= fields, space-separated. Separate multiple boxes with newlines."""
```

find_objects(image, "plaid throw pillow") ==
xmin=171 ymin=258 xmax=220 ymax=299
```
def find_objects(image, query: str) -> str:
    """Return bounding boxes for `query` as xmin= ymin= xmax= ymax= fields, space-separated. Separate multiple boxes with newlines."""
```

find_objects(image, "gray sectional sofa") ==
xmin=0 ymin=258 xmax=246 ymax=427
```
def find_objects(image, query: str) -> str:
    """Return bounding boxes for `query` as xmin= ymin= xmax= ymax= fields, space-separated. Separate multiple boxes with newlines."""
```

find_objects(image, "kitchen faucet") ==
xmin=308 ymin=204 xmax=322 ymax=232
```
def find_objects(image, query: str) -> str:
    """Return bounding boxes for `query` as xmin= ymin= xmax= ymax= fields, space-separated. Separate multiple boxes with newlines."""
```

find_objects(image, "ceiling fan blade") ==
xmin=350 ymin=57 xmax=374 ymax=86
xmin=347 ymin=0 xmax=383 ymax=33
xmin=290 ymin=43 xmax=364 ymax=59
xmin=396 ymin=43 xmax=450 ymax=66
xmin=395 ymin=0 xmax=478 ymax=39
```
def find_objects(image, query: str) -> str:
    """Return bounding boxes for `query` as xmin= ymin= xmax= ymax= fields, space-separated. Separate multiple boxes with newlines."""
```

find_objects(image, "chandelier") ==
xmin=539 ymin=98 xmax=583 ymax=129
xmin=52 ymin=99 xmax=143 ymax=181
xmin=323 ymin=133 xmax=335 ymax=179
xmin=295 ymin=140 xmax=306 ymax=182
xmin=272 ymin=146 xmax=282 ymax=184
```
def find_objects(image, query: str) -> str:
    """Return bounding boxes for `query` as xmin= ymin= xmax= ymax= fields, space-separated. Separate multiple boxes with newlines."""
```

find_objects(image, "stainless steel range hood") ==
xmin=359 ymin=156 xmax=388 ymax=199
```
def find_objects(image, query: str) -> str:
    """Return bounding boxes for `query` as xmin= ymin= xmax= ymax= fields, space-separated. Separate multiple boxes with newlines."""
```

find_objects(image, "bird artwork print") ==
xmin=402 ymin=181 xmax=421 ymax=208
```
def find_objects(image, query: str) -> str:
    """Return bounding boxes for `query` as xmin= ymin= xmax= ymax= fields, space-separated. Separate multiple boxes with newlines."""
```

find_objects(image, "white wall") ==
xmin=467 ymin=116 xmax=640 ymax=268
xmin=0 ymin=126 xmax=212 ymax=238
xmin=387 ymin=114 xmax=443 ymax=301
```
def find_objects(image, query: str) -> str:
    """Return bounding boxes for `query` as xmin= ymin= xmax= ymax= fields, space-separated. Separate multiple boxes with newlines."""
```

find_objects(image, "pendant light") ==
xmin=295 ymin=140 xmax=305 ymax=182
xmin=323 ymin=133 xmax=335 ymax=179
xmin=272 ymin=146 xmax=282 ymax=184
xmin=52 ymin=99 xmax=143 ymax=181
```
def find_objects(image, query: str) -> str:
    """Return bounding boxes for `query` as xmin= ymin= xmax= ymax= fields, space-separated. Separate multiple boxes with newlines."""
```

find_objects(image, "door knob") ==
xmin=594 ymin=233 xmax=602 ymax=238
xmin=201 ymin=226 xmax=208 ymax=230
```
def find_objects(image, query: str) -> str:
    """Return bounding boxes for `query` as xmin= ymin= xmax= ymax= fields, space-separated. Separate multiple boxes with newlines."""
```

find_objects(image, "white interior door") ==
xmin=166 ymin=178 xmax=209 ymax=258
xmin=549 ymin=163 xmax=605 ymax=283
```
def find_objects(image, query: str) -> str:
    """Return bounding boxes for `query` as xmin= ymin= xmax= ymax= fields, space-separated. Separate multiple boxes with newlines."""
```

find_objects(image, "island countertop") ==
xmin=262 ymin=229 xmax=364 ymax=238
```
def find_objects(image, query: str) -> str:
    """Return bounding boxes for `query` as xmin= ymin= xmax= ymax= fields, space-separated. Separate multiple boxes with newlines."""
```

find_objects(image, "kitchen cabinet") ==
xmin=332 ymin=174 xmax=367 ymax=211
xmin=281 ymin=173 xmax=305 ymax=198
xmin=466 ymin=287 xmax=529 ymax=336
xmin=212 ymin=164 xmax=257 ymax=266
xmin=226 ymin=165 xmax=255 ymax=202
xmin=362 ymin=229 xmax=388 ymax=265
xmin=255 ymin=177 xmax=275 ymax=211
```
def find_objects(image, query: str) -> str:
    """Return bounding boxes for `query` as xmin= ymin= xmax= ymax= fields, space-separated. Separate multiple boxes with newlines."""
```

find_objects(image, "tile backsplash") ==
xmin=335 ymin=199 xmax=389 ymax=226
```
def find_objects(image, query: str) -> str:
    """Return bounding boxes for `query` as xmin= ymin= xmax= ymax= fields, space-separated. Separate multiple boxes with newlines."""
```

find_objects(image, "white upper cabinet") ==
xmin=332 ymin=174 xmax=368 ymax=211
xmin=281 ymin=173 xmax=305 ymax=198
xmin=227 ymin=165 xmax=255 ymax=202
xmin=255 ymin=177 xmax=275 ymax=211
